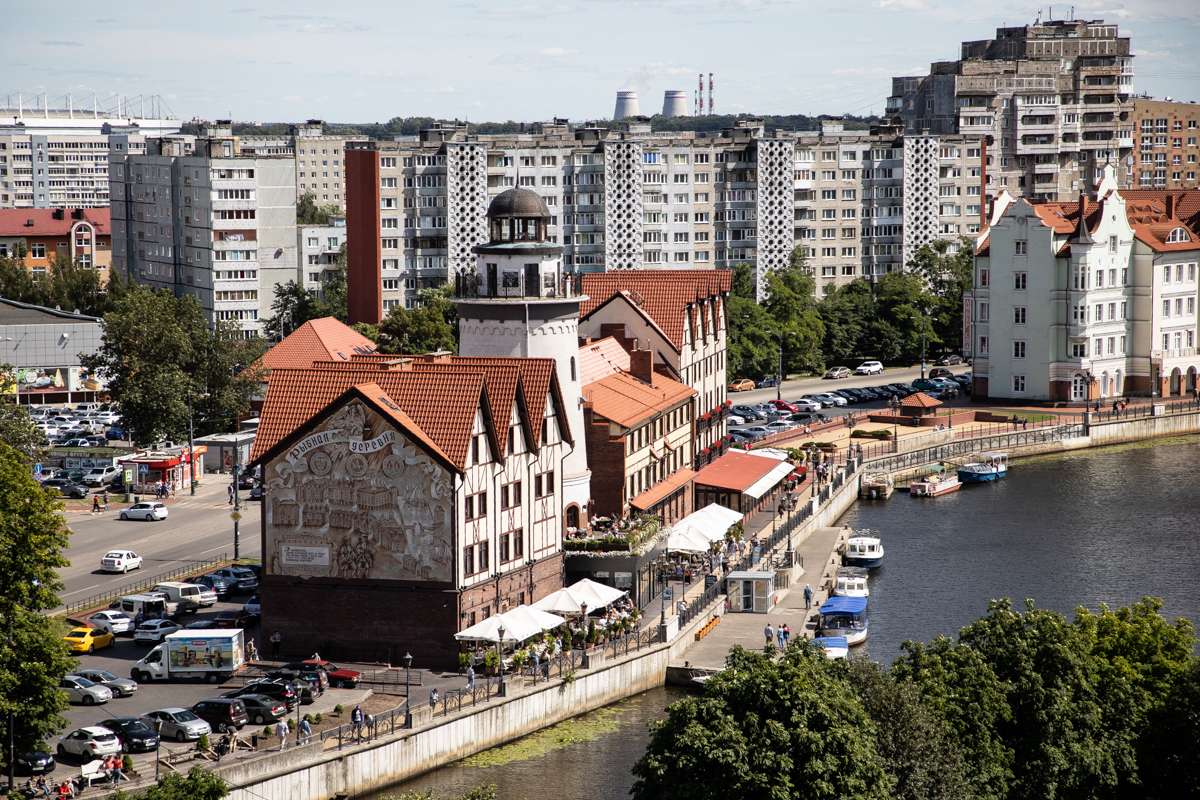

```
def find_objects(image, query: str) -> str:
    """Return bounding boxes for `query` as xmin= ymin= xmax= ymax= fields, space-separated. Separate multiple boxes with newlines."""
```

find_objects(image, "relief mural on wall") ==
xmin=265 ymin=400 xmax=454 ymax=583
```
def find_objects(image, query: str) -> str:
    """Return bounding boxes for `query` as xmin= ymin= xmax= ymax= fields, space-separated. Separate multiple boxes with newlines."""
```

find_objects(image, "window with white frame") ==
xmin=1014 ymin=271 xmax=1027 ymax=290
xmin=1014 ymin=240 xmax=1028 ymax=256
xmin=1012 ymin=340 xmax=1026 ymax=359
xmin=1012 ymin=374 xmax=1026 ymax=393
xmin=1013 ymin=306 xmax=1027 ymax=325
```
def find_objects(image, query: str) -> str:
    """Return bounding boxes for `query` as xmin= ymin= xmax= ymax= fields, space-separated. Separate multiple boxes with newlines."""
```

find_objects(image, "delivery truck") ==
xmin=130 ymin=629 xmax=245 ymax=684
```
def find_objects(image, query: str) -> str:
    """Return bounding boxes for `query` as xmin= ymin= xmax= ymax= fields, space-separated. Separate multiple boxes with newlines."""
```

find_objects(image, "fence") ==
xmin=229 ymin=664 xmax=423 ymax=694
xmin=63 ymin=554 xmax=228 ymax=614
xmin=861 ymin=421 xmax=1086 ymax=475
xmin=1093 ymin=396 xmax=1200 ymax=420
xmin=318 ymin=700 xmax=411 ymax=748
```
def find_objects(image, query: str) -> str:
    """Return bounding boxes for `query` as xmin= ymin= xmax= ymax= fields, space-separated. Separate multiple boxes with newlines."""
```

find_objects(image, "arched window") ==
xmin=1166 ymin=227 xmax=1191 ymax=244
xmin=570 ymin=356 xmax=576 ymax=382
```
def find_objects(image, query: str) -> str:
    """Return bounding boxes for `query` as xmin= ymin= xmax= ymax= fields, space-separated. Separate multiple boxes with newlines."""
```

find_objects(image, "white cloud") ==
xmin=538 ymin=47 xmax=577 ymax=56
xmin=479 ymin=4 xmax=576 ymax=20
xmin=831 ymin=67 xmax=891 ymax=74
xmin=870 ymin=0 xmax=931 ymax=11
xmin=438 ymin=86 xmax=455 ymax=93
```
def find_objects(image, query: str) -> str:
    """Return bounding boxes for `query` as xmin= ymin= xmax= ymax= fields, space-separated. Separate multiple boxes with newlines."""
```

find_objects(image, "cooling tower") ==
xmin=614 ymin=91 xmax=640 ymax=119
xmin=662 ymin=90 xmax=688 ymax=117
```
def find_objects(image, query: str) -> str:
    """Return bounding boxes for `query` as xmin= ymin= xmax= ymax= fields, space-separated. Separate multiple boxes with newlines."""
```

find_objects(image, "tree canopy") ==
xmin=296 ymin=193 xmax=343 ymax=226
xmin=0 ymin=253 xmax=134 ymax=318
xmin=109 ymin=766 xmax=228 ymax=800
xmin=376 ymin=285 xmax=459 ymax=355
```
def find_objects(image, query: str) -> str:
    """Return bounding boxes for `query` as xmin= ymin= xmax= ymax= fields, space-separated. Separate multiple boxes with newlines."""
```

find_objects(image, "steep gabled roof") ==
xmin=257 ymin=318 xmax=377 ymax=373
xmin=580 ymin=270 xmax=731 ymax=350
xmin=582 ymin=369 xmax=695 ymax=429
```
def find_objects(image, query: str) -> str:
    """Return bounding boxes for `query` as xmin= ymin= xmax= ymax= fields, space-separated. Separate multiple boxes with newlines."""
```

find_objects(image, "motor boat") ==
xmin=909 ymin=464 xmax=962 ymax=497
xmin=817 ymin=597 xmax=868 ymax=645
xmin=842 ymin=532 xmax=884 ymax=569
xmin=859 ymin=472 xmax=894 ymax=500
xmin=832 ymin=567 xmax=869 ymax=599
xmin=810 ymin=636 xmax=849 ymax=660
xmin=957 ymin=452 xmax=1009 ymax=483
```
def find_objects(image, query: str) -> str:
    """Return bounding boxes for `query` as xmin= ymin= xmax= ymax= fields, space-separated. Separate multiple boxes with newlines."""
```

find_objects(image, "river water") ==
xmin=365 ymin=438 xmax=1200 ymax=800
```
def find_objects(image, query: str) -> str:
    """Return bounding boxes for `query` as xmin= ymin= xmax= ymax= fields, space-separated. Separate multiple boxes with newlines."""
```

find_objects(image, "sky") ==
xmin=5 ymin=0 xmax=1199 ymax=125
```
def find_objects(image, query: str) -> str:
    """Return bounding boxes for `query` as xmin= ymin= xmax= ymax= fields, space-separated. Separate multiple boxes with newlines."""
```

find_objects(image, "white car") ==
xmin=134 ymin=619 xmax=181 ymax=645
xmin=791 ymin=400 xmax=822 ymax=413
xmin=855 ymin=361 xmax=884 ymax=375
xmin=765 ymin=420 xmax=797 ymax=433
xmin=57 ymin=727 xmax=122 ymax=762
xmin=60 ymin=676 xmax=113 ymax=706
xmin=816 ymin=393 xmax=848 ymax=407
xmin=799 ymin=395 xmax=831 ymax=409
xmin=141 ymin=709 xmax=211 ymax=743
xmin=101 ymin=550 xmax=143 ymax=573
xmin=86 ymin=610 xmax=135 ymax=635
xmin=93 ymin=412 xmax=121 ymax=425
xmin=120 ymin=502 xmax=168 ymax=521
xmin=83 ymin=466 xmax=119 ymax=486
xmin=727 ymin=414 xmax=745 ymax=426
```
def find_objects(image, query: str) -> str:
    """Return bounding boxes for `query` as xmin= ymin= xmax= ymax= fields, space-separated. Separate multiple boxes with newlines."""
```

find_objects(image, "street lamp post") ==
xmin=404 ymin=652 xmax=412 ymax=706
xmin=496 ymin=626 xmax=505 ymax=678
xmin=658 ymin=556 xmax=668 ymax=626
xmin=910 ymin=316 xmax=928 ymax=379
xmin=187 ymin=395 xmax=196 ymax=496
xmin=764 ymin=330 xmax=789 ymax=401
xmin=888 ymin=397 xmax=900 ymax=445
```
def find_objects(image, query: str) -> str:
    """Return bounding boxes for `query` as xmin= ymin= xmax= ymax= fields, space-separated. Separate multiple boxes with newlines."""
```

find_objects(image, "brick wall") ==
xmin=345 ymin=149 xmax=382 ymax=326
xmin=583 ymin=407 xmax=628 ymax=517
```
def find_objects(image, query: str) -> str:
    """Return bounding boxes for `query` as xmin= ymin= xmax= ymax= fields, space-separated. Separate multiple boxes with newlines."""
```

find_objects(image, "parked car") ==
xmin=61 ymin=627 xmax=114 ymax=654
xmin=82 ymin=466 xmax=119 ymax=487
xmin=209 ymin=567 xmax=259 ymax=594
xmin=249 ymin=483 xmax=263 ymax=500
xmin=302 ymin=660 xmax=362 ymax=689
xmin=213 ymin=609 xmax=260 ymax=629
xmin=188 ymin=574 xmax=233 ymax=601
xmin=85 ymin=610 xmax=135 ymax=636
xmin=97 ymin=718 xmax=159 ymax=753
xmin=243 ymin=595 xmax=261 ymax=615
xmin=824 ymin=367 xmax=851 ymax=379
xmin=269 ymin=664 xmax=329 ymax=691
xmin=185 ymin=620 xmax=217 ymax=630
xmin=831 ymin=390 xmax=860 ymax=404
xmin=755 ymin=376 xmax=778 ymax=388
xmin=56 ymin=727 xmax=121 ymax=762
xmin=100 ymin=550 xmax=143 ymax=573
xmin=120 ymin=502 xmax=168 ymax=521
xmin=74 ymin=669 xmax=138 ymax=698
xmin=222 ymin=681 xmax=298 ymax=711
xmin=741 ymin=426 xmax=771 ymax=439
xmin=15 ymin=751 xmax=55 ymax=775
xmin=935 ymin=354 xmax=964 ymax=366
xmin=764 ymin=420 xmax=797 ymax=433
xmin=40 ymin=478 xmax=89 ymax=499
xmin=928 ymin=367 xmax=955 ymax=380
xmin=855 ymin=361 xmax=884 ymax=375
xmin=189 ymin=698 xmax=249 ymax=733
xmin=789 ymin=399 xmax=822 ymax=413
xmin=731 ymin=405 xmax=764 ymax=421
xmin=133 ymin=619 xmax=181 ymax=645
xmin=140 ymin=709 xmax=211 ymax=743
xmin=788 ymin=412 xmax=830 ymax=427
xmin=61 ymin=438 xmax=92 ymax=448
xmin=815 ymin=393 xmax=848 ymax=407
xmin=237 ymin=694 xmax=288 ymax=726
xmin=766 ymin=400 xmax=798 ymax=413
xmin=911 ymin=378 xmax=942 ymax=391
xmin=727 ymin=379 xmax=756 ymax=392
xmin=60 ymin=676 xmax=113 ymax=706
xmin=104 ymin=428 xmax=127 ymax=440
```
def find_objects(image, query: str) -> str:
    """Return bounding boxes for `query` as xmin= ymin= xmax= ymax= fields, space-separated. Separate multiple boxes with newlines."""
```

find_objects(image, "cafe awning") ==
xmin=454 ymin=606 xmax=566 ymax=643
xmin=673 ymin=503 xmax=743 ymax=543
xmin=630 ymin=467 xmax=696 ymax=511
xmin=532 ymin=578 xmax=628 ymax=615
xmin=743 ymin=460 xmax=798 ymax=500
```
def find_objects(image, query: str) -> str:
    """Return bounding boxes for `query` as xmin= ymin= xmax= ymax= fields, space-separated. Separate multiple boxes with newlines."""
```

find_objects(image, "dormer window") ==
xmin=1166 ymin=227 xmax=1191 ymax=244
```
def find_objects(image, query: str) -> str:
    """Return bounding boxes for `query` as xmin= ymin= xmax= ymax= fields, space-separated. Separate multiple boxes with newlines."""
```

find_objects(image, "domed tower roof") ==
xmin=487 ymin=187 xmax=550 ymax=219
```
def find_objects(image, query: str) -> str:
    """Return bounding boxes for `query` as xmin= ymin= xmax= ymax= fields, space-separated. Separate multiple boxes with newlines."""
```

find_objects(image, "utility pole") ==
xmin=187 ymin=395 xmax=196 ymax=496
xmin=233 ymin=442 xmax=241 ymax=560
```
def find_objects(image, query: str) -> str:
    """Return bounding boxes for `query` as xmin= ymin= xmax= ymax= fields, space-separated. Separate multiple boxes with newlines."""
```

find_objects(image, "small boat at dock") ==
xmin=810 ymin=636 xmax=849 ymax=660
xmin=842 ymin=532 xmax=884 ymax=569
xmin=859 ymin=472 xmax=894 ymax=500
xmin=832 ymin=566 xmax=870 ymax=599
xmin=957 ymin=452 xmax=1009 ymax=483
xmin=909 ymin=464 xmax=962 ymax=497
xmin=817 ymin=597 xmax=868 ymax=645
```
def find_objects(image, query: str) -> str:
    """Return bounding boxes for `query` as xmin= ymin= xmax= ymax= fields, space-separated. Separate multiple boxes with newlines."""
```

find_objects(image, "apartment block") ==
xmin=108 ymin=123 xmax=298 ymax=338
xmin=1131 ymin=97 xmax=1200 ymax=190
xmin=345 ymin=119 xmax=795 ymax=316
xmin=889 ymin=16 xmax=1135 ymax=205
xmin=240 ymin=120 xmax=368 ymax=212
xmin=298 ymin=216 xmax=345 ymax=294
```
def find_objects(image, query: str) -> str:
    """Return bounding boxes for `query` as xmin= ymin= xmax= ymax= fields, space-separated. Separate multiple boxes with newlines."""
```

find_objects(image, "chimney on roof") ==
xmin=384 ymin=357 xmax=414 ymax=371
xmin=630 ymin=347 xmax=654 ymax=384
xmin=423 ymin=350 xmax=452 ymax=364
xmin=1165 ymin=193 xmax=1175 ymax=220
xmin=72 ymin=209 xmax=83 ymax=220
xmin=600 ymin=323 xmax=636 ymax=352
xmin=1078 ymin=190 xmax=1089 ymax=236
xmin=52 ymin=209 xmax=65 ymax=220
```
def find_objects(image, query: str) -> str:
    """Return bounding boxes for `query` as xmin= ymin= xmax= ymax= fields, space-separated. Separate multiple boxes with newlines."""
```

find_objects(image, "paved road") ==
xmin=727 ymin=363 xmax=971 ymax=409
xmin=56 ymin=481 xmax=262 ymax=611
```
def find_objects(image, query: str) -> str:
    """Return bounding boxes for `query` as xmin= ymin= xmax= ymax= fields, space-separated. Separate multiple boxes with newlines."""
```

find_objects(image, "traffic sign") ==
xmin=124 ymin=468 xmax=134 ymax=484
xmin=33 ymin=463 xmax=42 ymax=475
xmin=230 ymin=511 xmax=242 ymax=522
xmin=139 ymin=464 xmax=148 ymax=473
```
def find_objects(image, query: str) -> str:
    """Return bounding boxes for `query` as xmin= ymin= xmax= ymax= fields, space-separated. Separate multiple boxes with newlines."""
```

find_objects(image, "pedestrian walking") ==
xmin=277 ymin=723 xmax=287 ymax=751
xmin=531 ymin=648 xmax=540 ymax=675
xmin=92 ymin=496 xmax=100 ymax=515
xmin=776 ymin=625 xmax=785 ymax=649
xmin=804 ymin=584 xmax=813 ymax=609
xmin=270 ymin=630 xmax=281 ymax=657
xmin=351 ymin=704 xmax=364 ymax=741
xmin=855 ymin=443 xmax=863 ymax=458
xmin=228 ymin=484 xmax=234 ymax=505
xmin=466 ymin=665 xmax=475 ymax=689
xmin=783 ymin=624 xmax=791 ymax=647
xmin=429 ymin=689 xmax=439 ymax=711
xmin=804 ymin=425 xmax=811 ymax=438
xmin=102 ymin=490 xmax=109 ymax=511
xmin=764 ymin=622 xmax=774 ymax=650
xmin=299 ymin=717 xmax=311 ymax=745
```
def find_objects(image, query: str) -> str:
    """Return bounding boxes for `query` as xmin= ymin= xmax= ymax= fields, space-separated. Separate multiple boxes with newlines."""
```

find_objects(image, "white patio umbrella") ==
xmin=531 ymin=589 xmax=585 ymax=615
xmin=532 ymin=578 xmax=627 ymax=615
xmin=453 ymin=606 xmax=565 ymax=643
xmin=665 ymin=528 xmax=712 ymax=554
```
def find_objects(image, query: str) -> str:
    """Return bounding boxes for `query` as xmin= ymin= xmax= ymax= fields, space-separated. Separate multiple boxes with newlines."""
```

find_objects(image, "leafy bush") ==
xmin=334 ymin=704 xmax=344 ymax=715
xmin=287 ymin=717 xmax=296 ymax=731
xmin=197 ymin=733 xmax=210 ymax=751
xmin=314 ymin=713 xmax=323 ymax=724
xmin=262 ymin=725 xmax=272 ymax=736
xmin=458 ymin=652 xmax=471 ymax=672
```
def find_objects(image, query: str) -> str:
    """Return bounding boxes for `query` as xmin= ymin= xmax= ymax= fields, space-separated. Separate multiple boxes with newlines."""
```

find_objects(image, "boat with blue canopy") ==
xmin=811 ymin=636 xmax=849 ymax=660
xmin=957 ymin=452 xmax=1009 ymax=483
xmin=817 ymin=596 xmax=869 ymax=645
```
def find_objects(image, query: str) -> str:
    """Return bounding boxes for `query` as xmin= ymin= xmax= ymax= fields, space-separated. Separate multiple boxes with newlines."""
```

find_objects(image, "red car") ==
xmin=767 ymin=400 xmax=798 ymax=413
xmin=303 ymin=660 xmax=362 ymax=689
xmin=213 ymin=609 xmax=259 ymax=629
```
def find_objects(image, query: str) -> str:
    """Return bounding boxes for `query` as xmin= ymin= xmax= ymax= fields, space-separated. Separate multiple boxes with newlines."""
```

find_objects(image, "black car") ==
xmin=190 ymin=698 xmax=249 ymax=732
xmin=15 ymin=751 xmax=55 ymax=775
xmin=223 ymin=680 xmax=299 ymax=710
xmin=187 ymin=574 xmax=233 ymax=601
xmin=236 ymin=694 xmax=288 ymax=726
xmin=788 ymin=412 xmax=829 ymax=427
xmin=40 ymin=479 xmax=89 ymax=499
xmin=935 ymin=354 xmax=964 ymax=366
xmin=270 ymin=665 xmax=329 ymax=692
xmin=832 ymin=390 xmax=860 ymax=404
xmin=249 ymin=484 xmax=263 ymax=500
xmin=928 ymin=367 xmax=955 ymax=380
xmin=209 ymin=567 xmax=259 ymax=594
xmin=99 ymin=717 xmax=160 ymax=753
xmin=238 ymin=563 xmax=263 ymax=580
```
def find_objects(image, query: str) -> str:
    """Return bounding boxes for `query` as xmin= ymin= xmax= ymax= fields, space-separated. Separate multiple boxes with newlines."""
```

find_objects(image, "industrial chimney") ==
xmin=662 ymin=90 xmax=688 ymax=117
xmin=614 ymin=91 xmax=640 ymax=119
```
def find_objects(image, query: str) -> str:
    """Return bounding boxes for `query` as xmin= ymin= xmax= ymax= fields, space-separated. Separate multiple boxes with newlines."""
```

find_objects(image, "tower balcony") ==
xmin=454 ymin=269 xmax=584 ymax=301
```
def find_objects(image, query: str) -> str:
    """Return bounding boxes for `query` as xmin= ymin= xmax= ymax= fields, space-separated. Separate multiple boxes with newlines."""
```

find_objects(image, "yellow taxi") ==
xmin=727 ymin=379 xmax=756 ymax=392
xmin=62 ymin=627 xmax=115 ymax=653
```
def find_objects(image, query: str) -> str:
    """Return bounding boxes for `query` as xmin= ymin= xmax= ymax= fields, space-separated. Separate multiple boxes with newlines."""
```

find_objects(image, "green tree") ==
xmin=0 ymin=444 xmax=75 ymax=779
xmin=82 ymin=286 xmax=266 ymax=444
xmin=296 ymin=193 xmax=342 ymax=225
xmin=1140 ymin=657 xmax=1200 ymax=799
xmin=264 ymin=280 xmax=322 ymax=339
xmin=108 ymin=766 xmax=228 ymax=800
xmin=871 ymin=272 xmax=941 ymax=365
xmin=761 ymin=262 xmax=825 ymax=375
xmin=377 ymin=285 xmax=458 ymax=355
xmin=631 ymin=644 xmax=891 ymax=800
xmin=906 ymin=236 xmax=974 ymax=356
xmin=0 ymin=366 xmax=47 ymax=459
xmin=817 ymin=280 xmax=877 ymax=364
xmin=726 ymin=263 xmax=775 ymax=380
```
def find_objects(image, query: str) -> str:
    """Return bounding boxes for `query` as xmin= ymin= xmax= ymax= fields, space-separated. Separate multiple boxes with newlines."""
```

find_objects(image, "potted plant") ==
xmin=511 ymin=648 xmax=528 ymax=670
xmin=585 ymin=620 xmax=598 ymax=649
xmin=457 ymin=652 xmax=471 ymax=673
xmin=483 ymin=650 xmax=500 ymax=675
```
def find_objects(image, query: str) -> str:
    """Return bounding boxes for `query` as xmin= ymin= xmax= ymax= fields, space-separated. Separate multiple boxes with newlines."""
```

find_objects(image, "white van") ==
xmin=108 ymin=593 xmax=178 ymax=620
xmin=855 ymin=361 xmax=884 ymax=375
xmin=151 ymin=582 xmax=213 ymax=613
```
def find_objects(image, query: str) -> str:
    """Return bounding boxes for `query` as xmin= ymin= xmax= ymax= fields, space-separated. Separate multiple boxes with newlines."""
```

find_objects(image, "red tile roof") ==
xmin=249 ymin=366 xmax=490 ymax=471
xmin=257 ymin=318 xmax=377 ymax=373
xmin=582 ymin=369 xmax=695 ymax=429
xmin=630 ymin=468 xmax=696 ymax=511
xmin=0 ymin=208 xmax=110 ymax=237
xmin=580 ymin=270 xmax=731 ymax=351
xmin=902 ymin=392 xmax=941 ymax=408
xmin=692 ymin=451 xmax=780 ymax=493
xmin=577 ymin=336 xmax=632 ymax=385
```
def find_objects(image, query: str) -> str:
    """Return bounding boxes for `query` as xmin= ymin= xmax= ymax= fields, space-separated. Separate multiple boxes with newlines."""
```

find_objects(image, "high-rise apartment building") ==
xmin=239 ymin=120 xmax=367 ymax=212
xmin=108 ymin=123 xmax=298 ymax=338
xmin=889 ymin=16 xmax=1135 ymax=205
xmin=1131 ymin=97 xmax=1200 ymax=190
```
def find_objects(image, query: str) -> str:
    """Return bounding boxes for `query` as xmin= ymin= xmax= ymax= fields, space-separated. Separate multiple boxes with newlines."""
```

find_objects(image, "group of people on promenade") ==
xmin=23 ymin=755 xmax=125 ymax=797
